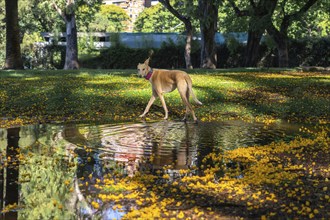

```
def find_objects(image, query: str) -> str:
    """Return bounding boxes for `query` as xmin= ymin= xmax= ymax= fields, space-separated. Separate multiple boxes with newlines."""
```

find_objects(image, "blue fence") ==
xmin=40 ymin=32 xmax=249 ymax=49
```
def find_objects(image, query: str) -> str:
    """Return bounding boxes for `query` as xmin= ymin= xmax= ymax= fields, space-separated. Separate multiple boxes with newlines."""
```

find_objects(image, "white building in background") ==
xmin=39 ymin=32 xmax=248 ymax=50
xmin=103 ymin=0 xmax=159 ymax=32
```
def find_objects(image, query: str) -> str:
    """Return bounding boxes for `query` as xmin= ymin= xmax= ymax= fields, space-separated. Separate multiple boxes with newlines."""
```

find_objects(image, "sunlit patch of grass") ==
xmin=0 ymin=69 xmax=329 ymax=128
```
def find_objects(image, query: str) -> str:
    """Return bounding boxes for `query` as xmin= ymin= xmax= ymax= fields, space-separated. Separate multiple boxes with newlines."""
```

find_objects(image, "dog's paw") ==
xmin=139 ymin=114 xmax=146 ymax=118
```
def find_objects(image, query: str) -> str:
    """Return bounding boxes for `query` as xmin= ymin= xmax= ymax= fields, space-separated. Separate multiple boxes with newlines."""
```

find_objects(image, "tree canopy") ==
xmin=88 ymin=4 xmax=130 ymax=32
xmin=134 ymin=3 xmax=183 ymax=33
xmin=0 ymin=0 xmax=329 ymax=69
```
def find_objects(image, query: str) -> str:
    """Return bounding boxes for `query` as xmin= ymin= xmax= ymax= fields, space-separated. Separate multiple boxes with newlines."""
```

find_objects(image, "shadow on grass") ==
xmin=0 ymin=70 xmax=147 ymax=124
xmin=192 ymin=72 xmax=329 ymax=122
xmin=1 ymin=69 xmax=329 ymax=126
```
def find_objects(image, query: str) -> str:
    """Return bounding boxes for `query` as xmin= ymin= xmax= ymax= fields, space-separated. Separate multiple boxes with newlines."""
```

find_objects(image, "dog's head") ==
xmin=137 ymin=58 xmax=151 ymax=78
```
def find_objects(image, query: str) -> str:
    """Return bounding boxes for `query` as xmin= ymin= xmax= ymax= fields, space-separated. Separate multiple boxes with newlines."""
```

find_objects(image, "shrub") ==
xmin=79 ymin=37 xmax=330 ymax=69
xmin=289 ymin=37 xmax=330 ymax=67
xmin=99 ymin=45 xmax=150 ymax=69
xmin=151 ymin=40 xmax=185 ymax=69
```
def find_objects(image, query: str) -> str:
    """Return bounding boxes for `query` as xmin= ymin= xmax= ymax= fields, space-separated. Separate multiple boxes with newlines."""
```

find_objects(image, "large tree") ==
xmin=4 ymin=0 xmax=24 ymax=69
xmin=159 ymin=0 xmax=195 ymax=69
xmin=0 ymin=1 xmax=5 ymax=64
xmin=228 ymin=0 xmax=275 ymax=67
xmin=198 ymin=0 xmax=220 ymax=69
xmin=265 ymin=0 xmax=319 ymax=67
xmin=227 ymin=0 xmax=322 ymax=67
xmin=52 ymin=0 xmax=101 ymax=69
xmin=52 ymin=0 xmax=79 ymax=69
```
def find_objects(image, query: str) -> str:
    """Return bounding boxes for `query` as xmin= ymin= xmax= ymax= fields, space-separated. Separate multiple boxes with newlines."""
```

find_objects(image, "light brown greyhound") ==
xmin=137 ymin=57 xmax=202 ymax=122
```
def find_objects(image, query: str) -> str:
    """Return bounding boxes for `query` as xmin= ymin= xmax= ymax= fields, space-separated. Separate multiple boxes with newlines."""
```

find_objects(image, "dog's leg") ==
xmin=158 ymin=94 xmax=169 ymax=120
xmin=185 ymin=101 xmax=197 ymax=122
xmin=182 ymin=106 xmax=190 ymax=122
xmin=140 ymin=95 xmax=156 ymax=118
xmin=182 ymin=88 xmax=190 ymax=122
xmin=178 ymin=82 xmax=197 ymax=122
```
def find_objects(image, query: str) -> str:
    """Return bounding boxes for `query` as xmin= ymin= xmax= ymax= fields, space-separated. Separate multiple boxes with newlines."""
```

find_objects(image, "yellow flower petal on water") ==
xmin=177 ymin=211 xmax=184 ymax=219
xmin=91 ymin=201 xmax=99 ymax=209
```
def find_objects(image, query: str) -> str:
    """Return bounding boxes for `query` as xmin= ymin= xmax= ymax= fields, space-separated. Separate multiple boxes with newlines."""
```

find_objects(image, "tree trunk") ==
xmin=198 ymin=0 xmax=218 ymax=69
xmin=267 ymin=26 xmax=289 ymax=67
xmin=184 ymin=22 xmax=193 ymax=69
xmin=228 ymin=0 xmax=274 ymax=67
xmin=159 ymin=0 xmax=193 ymax=69
xmin=244 ymin=30 xmax=263 ymax=67
xmin=4 ymin=127 xmax=20 ymax=219
xmin=244 ymin=30 xmax=262 ymax=67
xmin=64 ymin=12 xmax=79 ymax=70
xmin=276 ymin=36 xmax=289 ymax=67
xmin=4 ymin=0 xmax=23 ymax=69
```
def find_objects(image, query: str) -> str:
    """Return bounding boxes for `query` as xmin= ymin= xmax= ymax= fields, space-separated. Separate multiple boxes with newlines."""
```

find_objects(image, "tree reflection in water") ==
xmin=0 ymin=120 xmax=302 ymax=219
xmin=0 ymin=127 xmax=20 ymax=220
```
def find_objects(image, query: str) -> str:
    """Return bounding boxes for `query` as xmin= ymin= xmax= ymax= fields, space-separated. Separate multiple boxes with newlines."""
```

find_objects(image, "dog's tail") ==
xmin=148 ymin=50 xmax=154 ymax=57
xmin=144 ymin=50 xmax=154 ymax=66
xmin=186 ymin=77 xmax=202 ymax=105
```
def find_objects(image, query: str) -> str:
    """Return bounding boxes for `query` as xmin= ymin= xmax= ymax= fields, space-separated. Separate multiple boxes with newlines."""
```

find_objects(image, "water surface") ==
xmin=0 ymin=120 xmax=305 ymax=219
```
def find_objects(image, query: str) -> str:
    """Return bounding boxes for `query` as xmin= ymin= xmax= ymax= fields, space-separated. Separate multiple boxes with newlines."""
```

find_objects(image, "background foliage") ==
xmin=80 ymin=36 xmax=329 ymax=69
xmin=88 ymin=4 xmax=130 ymax=32
xmin=134 ymin=3 xmax=182 ymax=33
xmin=0 ymin=0 xmax=329 ymax=68
xmin=0 ymin=0 xmax=5 ymax=64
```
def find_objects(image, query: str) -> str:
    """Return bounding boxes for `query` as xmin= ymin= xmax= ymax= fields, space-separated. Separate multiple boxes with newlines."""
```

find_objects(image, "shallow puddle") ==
xmin=0 ymin=120 xmax=306 ymax=219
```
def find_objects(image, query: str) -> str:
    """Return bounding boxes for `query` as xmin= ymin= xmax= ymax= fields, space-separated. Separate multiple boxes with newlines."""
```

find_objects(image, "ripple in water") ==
xmin=59 ymin=120 xmax=302 ymax=173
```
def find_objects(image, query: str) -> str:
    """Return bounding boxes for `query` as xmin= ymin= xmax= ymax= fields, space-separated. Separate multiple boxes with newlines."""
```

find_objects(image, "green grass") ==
xmin=0 ymin=68 xmax=329 ymax=128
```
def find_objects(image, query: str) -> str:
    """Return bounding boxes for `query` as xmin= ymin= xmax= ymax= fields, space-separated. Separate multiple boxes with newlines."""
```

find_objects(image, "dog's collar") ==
xmin=144 ymin=68 xmax=153 ymax=80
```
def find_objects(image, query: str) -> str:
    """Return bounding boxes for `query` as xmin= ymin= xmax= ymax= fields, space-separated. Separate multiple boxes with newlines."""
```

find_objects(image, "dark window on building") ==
xmin=99 ymin=37 xmax=106 ymax=42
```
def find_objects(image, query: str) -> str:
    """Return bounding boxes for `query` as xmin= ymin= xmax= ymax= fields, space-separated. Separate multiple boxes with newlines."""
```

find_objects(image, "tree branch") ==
xmin=159 ymin=0 xmax=189 ymax=23
xmin=227 ymin=0 xmax=250 ymax=17
xmin=281 ymin=0 xmax=318 ymax=32
xmin=279 ymin=0 xmax=287 ymax=15
xmin=52 ymin=1 xmax=67 ymax=22
xmin=249 ymin=0 xmax=256 ymax=9
xmin=294 ymin=0 xmax=318 ymax=18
